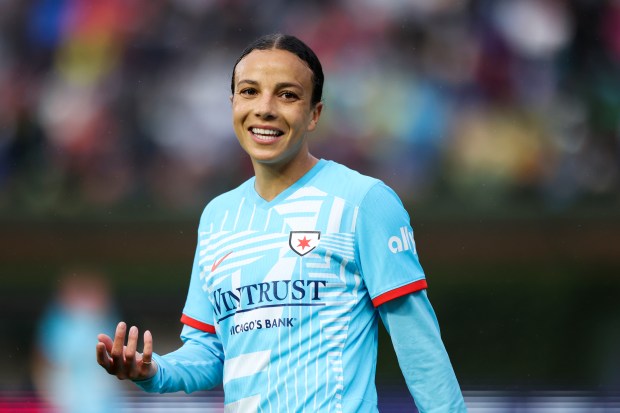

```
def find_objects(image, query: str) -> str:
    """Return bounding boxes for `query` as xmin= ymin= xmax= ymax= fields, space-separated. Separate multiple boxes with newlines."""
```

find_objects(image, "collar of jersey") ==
xmin=247 ymin=158 xmax=328 ymax=208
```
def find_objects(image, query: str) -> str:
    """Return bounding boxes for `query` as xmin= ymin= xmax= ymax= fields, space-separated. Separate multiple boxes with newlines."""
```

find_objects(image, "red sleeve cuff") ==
xmin=181 ymin=314 xmax=216 ymax=334
xmin=371 ymin=279 xmax=428 ymax=307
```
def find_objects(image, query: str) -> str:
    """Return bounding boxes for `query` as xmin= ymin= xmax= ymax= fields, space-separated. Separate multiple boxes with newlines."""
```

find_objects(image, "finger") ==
xmin=96 ymin=342 xmax=111 ymax=370
xmin=98 ymin=334 xmax=114 ymax=352
xmin=142 ymin=330 xmax=153 ymax=365
xmin=139 ymin=330 xmax=156 ymax=379
xmin=125 ymin=326 xmax=138 ymax=366
xmin=110 ymin=322 xmax=127 ymax=366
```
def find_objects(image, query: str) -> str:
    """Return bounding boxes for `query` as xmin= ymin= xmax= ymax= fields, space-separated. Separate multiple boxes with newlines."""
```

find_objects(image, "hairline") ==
xmin=231 ymin=34 xmax=323 ymax=106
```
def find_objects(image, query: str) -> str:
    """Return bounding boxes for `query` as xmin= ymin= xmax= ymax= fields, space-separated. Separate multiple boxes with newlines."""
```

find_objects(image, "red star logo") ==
xmin=297 ymin=236 xmax=311 ymax=250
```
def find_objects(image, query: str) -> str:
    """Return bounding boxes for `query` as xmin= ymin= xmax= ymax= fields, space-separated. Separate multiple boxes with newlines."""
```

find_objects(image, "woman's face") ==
xmin=231 ymin=49 xmax=322 ymax=171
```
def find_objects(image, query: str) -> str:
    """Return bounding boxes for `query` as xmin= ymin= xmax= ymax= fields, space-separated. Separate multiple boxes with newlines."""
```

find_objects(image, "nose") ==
xmin=254 ymin=94 xmax=277 ymax=120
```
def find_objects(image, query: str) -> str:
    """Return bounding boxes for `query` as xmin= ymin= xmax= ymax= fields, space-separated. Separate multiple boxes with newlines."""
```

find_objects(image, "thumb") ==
xmin=98 ymin=334 xmax=114 ymax=352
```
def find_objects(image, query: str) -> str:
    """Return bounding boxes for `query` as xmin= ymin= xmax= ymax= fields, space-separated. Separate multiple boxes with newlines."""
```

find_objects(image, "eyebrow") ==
xmin=236 ymin=79 xmax=303 ymax=90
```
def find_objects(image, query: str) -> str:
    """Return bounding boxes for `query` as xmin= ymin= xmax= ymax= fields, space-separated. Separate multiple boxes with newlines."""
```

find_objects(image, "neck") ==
xmin=253 ymin=153 xmax=319 ymax=201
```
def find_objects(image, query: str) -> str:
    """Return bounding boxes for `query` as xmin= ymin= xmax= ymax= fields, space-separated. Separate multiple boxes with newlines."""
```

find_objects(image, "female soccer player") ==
xmin=96 ymin=33 xmax=467 ymax=412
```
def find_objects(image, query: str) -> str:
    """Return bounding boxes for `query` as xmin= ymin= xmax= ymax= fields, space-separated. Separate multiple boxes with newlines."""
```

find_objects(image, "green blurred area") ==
xmin=2 ymin=204 xmax=619 ymax=392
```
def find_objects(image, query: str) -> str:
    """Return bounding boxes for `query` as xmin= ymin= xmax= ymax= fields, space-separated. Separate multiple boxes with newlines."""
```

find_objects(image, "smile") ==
xmin=250 ymin=127 xmax=284 ymax=142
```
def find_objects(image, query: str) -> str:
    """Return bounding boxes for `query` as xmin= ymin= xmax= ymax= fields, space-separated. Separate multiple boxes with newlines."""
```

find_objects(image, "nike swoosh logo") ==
xmin=211 ymin=251 xmax=233 ymax=272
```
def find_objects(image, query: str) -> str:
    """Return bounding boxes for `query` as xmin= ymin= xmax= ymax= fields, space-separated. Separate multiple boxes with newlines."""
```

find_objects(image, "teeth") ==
xmin=251 ymin=128 xmax=282 ymax=136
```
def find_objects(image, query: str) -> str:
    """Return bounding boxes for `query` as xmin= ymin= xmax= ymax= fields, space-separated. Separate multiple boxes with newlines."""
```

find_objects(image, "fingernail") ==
xmin=130 ymin=326 xmax=138 ymax=335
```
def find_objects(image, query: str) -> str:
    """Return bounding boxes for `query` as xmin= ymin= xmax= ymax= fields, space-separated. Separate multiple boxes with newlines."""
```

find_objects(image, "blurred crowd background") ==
xmin=1 ymin=0 xmax=620 ymax=412
xmin=1 ymin=0 xmax=618 ymax=215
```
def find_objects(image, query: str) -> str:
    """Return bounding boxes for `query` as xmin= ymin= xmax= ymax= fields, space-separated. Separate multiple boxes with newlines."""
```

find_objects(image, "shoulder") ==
xmin=320 ymin=160 xmax=405 ymax=209
xmin=198 ymin=178 xmax=253 ymax=226
xmin=317 ymin=160 xmax=384 ymax=204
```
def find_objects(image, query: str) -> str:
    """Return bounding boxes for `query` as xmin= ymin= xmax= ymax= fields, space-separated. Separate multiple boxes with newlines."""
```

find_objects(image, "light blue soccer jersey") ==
xmin=181 ymin=159 xmax=427 ymax=413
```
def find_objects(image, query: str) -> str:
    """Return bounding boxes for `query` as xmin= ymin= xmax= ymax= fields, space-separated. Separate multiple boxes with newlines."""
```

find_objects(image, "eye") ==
xmin=239 ymin=88 xmax=258 ymax=96
xmin=280 ymin=91 xmax=299 ymax=100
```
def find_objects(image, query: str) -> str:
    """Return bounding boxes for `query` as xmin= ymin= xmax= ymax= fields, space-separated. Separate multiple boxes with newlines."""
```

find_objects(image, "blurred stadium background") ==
xmin=1 ymin=0 xmax=619 ymax=411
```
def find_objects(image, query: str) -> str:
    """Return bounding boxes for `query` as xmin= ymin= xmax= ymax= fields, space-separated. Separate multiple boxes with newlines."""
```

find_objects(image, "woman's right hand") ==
xmin=96 ymin=321 xmax=157 ymax=381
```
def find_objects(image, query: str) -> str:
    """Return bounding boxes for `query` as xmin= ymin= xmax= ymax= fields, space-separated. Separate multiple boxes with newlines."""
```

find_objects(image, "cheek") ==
xmin=231 ymin=103 xmax=247 ymax=123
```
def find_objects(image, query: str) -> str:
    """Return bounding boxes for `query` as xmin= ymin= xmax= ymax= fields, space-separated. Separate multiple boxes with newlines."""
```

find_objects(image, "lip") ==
xmin=248 ymin=125 xmax=285 ymax=144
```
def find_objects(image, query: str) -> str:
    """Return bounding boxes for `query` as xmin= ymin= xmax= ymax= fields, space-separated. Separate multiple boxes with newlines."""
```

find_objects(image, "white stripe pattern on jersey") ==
xmin=202 ymin=185 xmax=363 ymax=413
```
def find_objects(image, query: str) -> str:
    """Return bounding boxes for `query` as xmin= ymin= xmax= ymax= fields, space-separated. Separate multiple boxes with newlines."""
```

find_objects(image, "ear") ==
xmin=229 ymin=95 xmax=234 ymax=105
xmin=307 ymin=102 xmax=323 ymax=132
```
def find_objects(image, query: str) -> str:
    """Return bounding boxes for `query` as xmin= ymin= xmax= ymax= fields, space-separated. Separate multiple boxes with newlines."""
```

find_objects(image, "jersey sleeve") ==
xmin=133 ymin=325 xmax=224 ymax=393
xmin=355 ymin=182 xmax=427 ymax=307
xmin=378 ymin=292 xmax=467 ymax=411
xmin=181 ymin=221 xmax=217 ymax=334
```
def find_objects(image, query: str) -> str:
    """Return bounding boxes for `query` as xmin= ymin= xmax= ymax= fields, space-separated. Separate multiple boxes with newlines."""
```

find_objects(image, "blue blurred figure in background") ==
xmin=32 ymin=268 xmax=125 ymax=413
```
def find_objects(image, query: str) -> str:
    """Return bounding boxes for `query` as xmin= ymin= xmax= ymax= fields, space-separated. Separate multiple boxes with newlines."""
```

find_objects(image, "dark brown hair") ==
xmin=231 ymin=33 xmax=324 ymax=106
